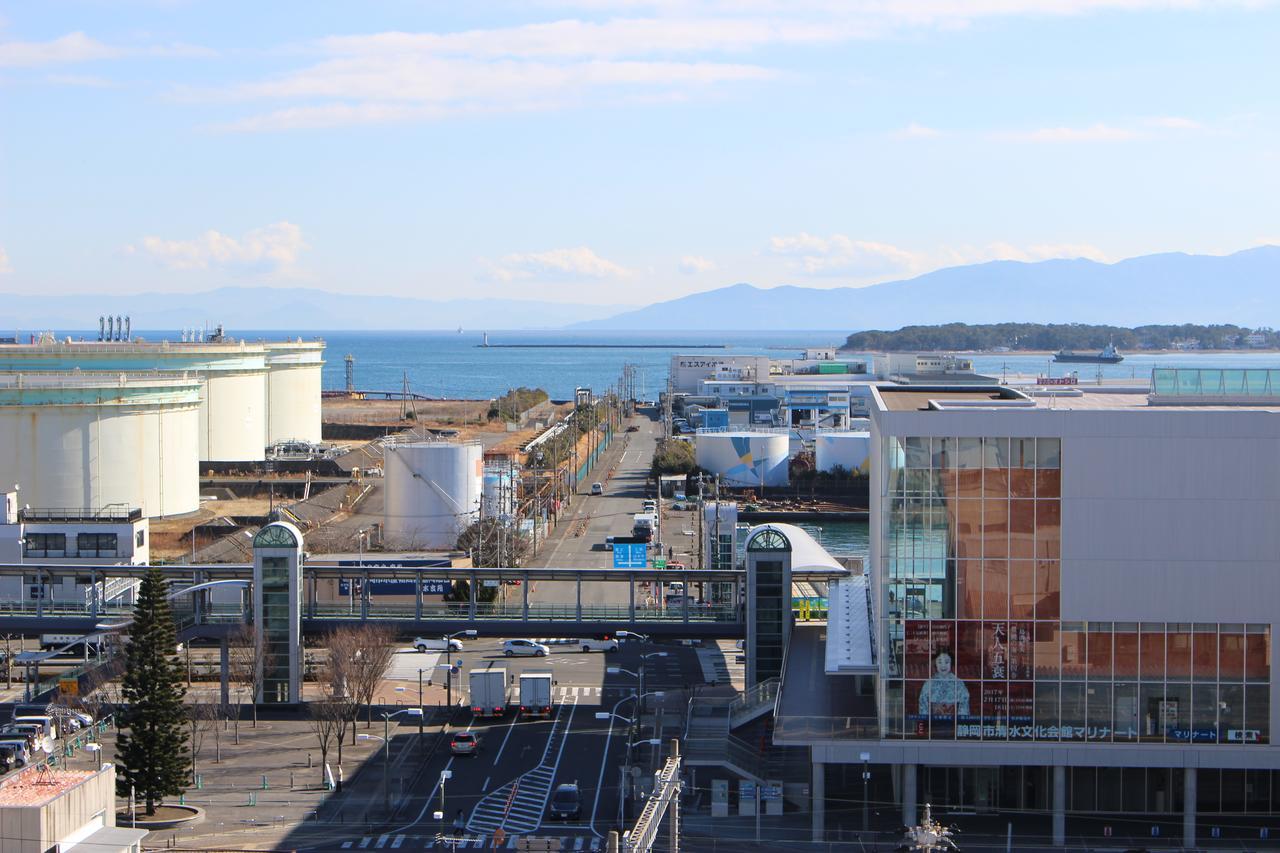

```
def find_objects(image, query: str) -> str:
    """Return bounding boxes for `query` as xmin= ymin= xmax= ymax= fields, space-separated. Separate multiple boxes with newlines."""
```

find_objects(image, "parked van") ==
xmin=0 ymin=740 xmax=32 ymax=767
xmin=14 ymin=715 xmax=57 ymax=740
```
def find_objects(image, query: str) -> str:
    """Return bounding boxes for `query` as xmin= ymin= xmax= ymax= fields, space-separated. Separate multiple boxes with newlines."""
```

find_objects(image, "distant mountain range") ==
xmin=7 ymin=247 xmax=1278 ymax=333
xmin=571 ymin=246 xmax=1280 ymax=330
xmin=0 ymin=286 xmax=626 ymax=332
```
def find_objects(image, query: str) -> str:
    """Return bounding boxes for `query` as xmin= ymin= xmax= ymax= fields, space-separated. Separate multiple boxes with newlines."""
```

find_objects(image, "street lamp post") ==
xmin=380 ymin=707 xmax=423 ymax=814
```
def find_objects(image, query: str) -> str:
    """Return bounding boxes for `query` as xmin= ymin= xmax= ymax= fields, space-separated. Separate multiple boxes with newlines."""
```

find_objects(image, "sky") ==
xmin=1 ymin=1 xmax=1278 ymax=309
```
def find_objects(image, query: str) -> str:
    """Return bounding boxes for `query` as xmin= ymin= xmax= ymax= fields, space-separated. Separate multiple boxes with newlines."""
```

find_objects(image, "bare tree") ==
xmin=187 ymin=700 xmax=218 ymax=783
xmin=327 ymin=624 xmax=397 ymax=738
xmin=228 ymin=624 xmax=274 ymax=732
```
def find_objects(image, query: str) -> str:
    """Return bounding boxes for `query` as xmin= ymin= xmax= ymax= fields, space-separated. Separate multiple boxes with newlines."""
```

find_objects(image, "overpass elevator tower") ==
xmin=252 ymin=521 xmax=304 ymax=704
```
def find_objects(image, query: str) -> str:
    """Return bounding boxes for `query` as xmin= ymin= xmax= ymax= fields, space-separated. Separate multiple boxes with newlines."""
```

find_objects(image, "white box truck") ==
xmin=518 ymin=672 xmax=553 ymax=718
xmin=632 ymin=513 xmax=657 ymax=541
xmin=469 ymin=667 xmax=508 ymax=717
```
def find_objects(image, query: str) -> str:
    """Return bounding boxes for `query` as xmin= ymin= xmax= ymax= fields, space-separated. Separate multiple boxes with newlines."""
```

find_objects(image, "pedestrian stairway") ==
xmin=467 ymin=696 xmax=578 ymax=835
xmin=341 ymin=833 xmax=601 ymax=850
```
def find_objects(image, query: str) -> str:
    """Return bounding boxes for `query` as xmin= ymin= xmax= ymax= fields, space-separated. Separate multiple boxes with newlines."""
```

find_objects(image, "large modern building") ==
xmin=775 ymin=370 xmax=1280 ymax=847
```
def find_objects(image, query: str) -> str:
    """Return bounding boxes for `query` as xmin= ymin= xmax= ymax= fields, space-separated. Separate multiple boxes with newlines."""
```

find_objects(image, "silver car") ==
xmin=503 ymin=639 xmax=550 ymax=657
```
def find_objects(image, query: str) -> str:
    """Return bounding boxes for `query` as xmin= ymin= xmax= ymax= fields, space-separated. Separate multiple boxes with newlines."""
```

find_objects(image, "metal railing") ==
xmin=728 ymin=677 xmax=779 ymax=726
xmin=771 ymin=714 xmax=882 ymax=741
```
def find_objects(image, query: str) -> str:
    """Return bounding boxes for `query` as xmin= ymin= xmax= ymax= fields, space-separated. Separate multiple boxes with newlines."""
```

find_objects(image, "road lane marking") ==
xmin=358 ymin=838 xmax=371 ymax=849
xmin=375 ymin=834 xmax=389 ymax=848
xmin=491 ymin=711 xmax=520 ymax=764
xmin=391 ymin=835 xmax=405 ymax=848
xmin=482 ymin=775 xmax=490 ymax=792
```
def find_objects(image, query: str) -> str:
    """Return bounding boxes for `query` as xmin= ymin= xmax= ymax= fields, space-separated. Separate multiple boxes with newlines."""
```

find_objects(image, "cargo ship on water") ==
xmin=1053 ymin=342 xmax=1124 ymax=364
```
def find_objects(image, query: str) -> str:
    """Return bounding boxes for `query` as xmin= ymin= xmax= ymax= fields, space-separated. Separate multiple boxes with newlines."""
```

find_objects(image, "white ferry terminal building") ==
xmin=772 ymin=369 xmax=1280 ymax=847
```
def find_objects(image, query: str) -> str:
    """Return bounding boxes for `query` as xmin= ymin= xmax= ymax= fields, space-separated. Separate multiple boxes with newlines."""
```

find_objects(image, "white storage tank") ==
xmin=0 ymin=340 xmax=269 ymax=462
xmin=482 ymin=466 xmax=518 ymax=520
xmin=383 ymin=441 xmax=483 ymax=548
xmin=695 ymin=431 xmax=790 ymax=488
xmin=264 ymin=340 xmax=325 ymax=444
xmin=815 ymin=431 xmax=872 ymax=475
xmin=0 ymin=373 xmax=201 ymax=517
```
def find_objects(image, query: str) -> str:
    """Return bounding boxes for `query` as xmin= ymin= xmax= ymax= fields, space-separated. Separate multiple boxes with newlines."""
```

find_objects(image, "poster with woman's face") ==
xmin=905 ymin=620 xmax=1034 ymax=738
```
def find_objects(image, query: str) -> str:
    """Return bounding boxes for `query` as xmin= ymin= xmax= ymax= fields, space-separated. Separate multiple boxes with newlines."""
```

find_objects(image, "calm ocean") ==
xmin=81 ymin=328 xmax=1280 ymax=401
xmin=303 ymin=331 xmax=1280 ymax=400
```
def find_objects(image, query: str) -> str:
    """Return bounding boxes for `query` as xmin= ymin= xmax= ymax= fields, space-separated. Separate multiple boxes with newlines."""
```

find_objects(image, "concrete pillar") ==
xmin=1184 ymin=767 xmax=1197 ymax=850
xmin=811 ymin=760 xmax=825 ymax=842
xmin=902 ymin=763 xmax=917 ymax=827
xmin=1052 ymin=765 xmax=1066 ymax=847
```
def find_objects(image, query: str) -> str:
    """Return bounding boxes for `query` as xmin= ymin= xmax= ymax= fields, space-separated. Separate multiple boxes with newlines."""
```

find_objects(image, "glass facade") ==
xmin=260 ymin=556 xmax=294 ymax=703
xmin=882 ymin=435 xmax=1271 ymax=744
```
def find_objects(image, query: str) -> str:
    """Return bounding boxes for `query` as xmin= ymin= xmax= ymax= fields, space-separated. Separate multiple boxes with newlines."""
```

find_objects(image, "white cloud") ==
xmin=0 ymin=32 xmax=120 ymax=68
xmin=46 ymin=73 xmax=118 ymax=88
xmin=769 ymin=233 xmax=921 ymax=277
xmin=187 ymin=0 xmax=1268 ymax=130
xmin=769 ymin=232 xmax=1109 ymax=279
xmin=679 ymin=255 xmax=717 ymax=274
xmin=127 ymin=221 xmax=308 ymax=275
xmin=0 ymin=247 xmax=11 ymax=274
xmin=892 ymin=122 xmax=941 ymax=138
xmin=0 ymin=31 xmax=212 ymax=68
xmin=993 ymin=123 xmax=1140 ymax=143
xmin=483 ymin=246 xmax=632 ymax=282
xmin=1143 ymin=115 xmax=1202 ymax=129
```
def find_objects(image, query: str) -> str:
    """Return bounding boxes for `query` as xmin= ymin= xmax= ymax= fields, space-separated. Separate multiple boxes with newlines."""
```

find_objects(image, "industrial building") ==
xmin=769 ymin=370 xmax=1280 ymax=847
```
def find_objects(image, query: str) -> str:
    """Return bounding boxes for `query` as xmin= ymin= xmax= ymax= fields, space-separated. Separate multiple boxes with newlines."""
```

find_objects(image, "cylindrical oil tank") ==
xmin=815 ymin=431 xmax=871 ymax=475
xmin=482 ymin=466 xmax=518 ymax=519
xmin=0 ymin=340 xmax=269 ymax=462
xmin=695 ymin=431 xmax=790 ymax=488
xmin=0 ymin=373 xmax=201 ymax=516
xmin=264 ymin=340 xmax=325 ymax=444
xmin=383 ymin=441 xmax=483 ymax=549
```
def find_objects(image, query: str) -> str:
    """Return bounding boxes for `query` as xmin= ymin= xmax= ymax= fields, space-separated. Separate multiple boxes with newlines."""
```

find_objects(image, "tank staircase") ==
xmin=466 ymin=696 xmax=578 ymax=835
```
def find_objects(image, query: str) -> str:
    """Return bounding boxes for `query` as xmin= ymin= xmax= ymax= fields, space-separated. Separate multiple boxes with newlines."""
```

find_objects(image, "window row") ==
xmin=884 ymin=679 xmax=1270 ymax=744
xmin=886 ymin=498 xmax=1062 ymax=560
xmin=889 ymin=467 xmax=1062 ymax=499
xmin=889 ymin=619 xmax=1271 ymax=683
xmin=888 ymin=436 xmax=1062 ymax=470
xmin=23 ymin=532 xmax=119 ymax=558
xmin=885 ymin=560 xmax=1061 ymax=621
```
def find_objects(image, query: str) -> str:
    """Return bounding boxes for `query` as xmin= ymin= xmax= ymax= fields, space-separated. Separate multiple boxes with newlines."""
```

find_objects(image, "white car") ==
xmin=503 ymin=639 xmax=550 ymax=657
xmin=590 ymin=482 xmax=604 ymax=495
xmin=414 ymin=637 xmax=465 ymax=652
xmin=579 ymin=638 xmax=619 ymax=654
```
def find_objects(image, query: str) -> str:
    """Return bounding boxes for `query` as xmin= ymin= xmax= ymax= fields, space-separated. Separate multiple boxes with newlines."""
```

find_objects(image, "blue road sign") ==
xmin=613 ymin=543 xmax=647 ymax=569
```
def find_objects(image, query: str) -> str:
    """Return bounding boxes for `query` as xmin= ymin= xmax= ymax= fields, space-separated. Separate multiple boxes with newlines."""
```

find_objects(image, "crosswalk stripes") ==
xmin=551 ymin=685 xmax=600 ymax=702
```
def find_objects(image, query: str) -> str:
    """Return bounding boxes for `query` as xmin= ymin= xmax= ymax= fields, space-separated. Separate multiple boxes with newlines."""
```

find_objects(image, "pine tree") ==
xmin=115 ymin=566 xmax=190 ymax=815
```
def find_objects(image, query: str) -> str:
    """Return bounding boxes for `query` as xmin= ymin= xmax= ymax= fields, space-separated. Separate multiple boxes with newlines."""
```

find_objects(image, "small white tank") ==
xmin=482 ymin=466 xmax=518 ymax=520
xmin=815 ymin=431 xmax=871 ymax=475
xmin=695 ymin=431 xmax=790 ymax=488
xmin=383 ymin=441 xmax=482 ymax=548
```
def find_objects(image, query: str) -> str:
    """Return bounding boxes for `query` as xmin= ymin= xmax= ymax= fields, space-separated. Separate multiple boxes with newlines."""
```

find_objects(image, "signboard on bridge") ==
xmin=613 ymin=542 xmax=647 ymax=569
xmin=337 ymin=578 xmax=451 ymax=596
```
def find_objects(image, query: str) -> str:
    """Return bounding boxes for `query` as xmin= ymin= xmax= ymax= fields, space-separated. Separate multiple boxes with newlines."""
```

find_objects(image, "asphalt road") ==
xmin=302 ymin=637 xmax=702 ymax=852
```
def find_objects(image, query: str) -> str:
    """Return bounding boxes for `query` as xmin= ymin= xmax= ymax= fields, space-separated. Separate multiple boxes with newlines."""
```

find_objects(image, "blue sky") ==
xmin=1 ymin=1 xmax=1277 ymax=309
